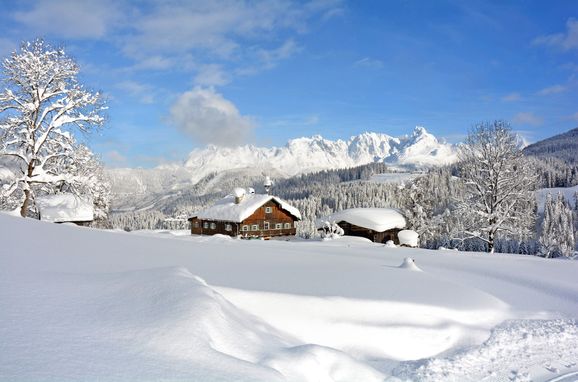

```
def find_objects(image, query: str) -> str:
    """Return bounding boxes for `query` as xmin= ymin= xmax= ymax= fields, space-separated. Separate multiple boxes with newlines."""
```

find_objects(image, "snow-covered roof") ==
xmin=317 ymin=208 xmax=406 ymax=232
xmin=192 ymin=193 xmax=301 ymax=222
xmin=36 ymin=194 xmax=94 ymax=223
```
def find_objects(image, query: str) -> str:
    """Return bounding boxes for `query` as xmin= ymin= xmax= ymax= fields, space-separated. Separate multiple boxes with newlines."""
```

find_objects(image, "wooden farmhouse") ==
xmin=36 ymin=194 xmax=94 ymax=226
xmin=317 ymin=207 xmax=407 ymax=244
xmin=189 ymin=188 xmax=301 ymax=238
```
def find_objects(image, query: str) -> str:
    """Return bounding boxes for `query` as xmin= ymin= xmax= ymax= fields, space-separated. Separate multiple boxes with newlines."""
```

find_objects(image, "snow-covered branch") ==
xmin=0 ymin=39 xmax=107 ymax=217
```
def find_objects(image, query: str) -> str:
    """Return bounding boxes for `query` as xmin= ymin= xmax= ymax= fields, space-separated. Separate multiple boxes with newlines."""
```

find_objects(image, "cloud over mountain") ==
xmin=170 ymin=87 xmax=255 ymax=146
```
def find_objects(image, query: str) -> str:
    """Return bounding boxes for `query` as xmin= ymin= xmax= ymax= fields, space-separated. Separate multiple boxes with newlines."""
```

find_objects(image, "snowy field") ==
xmin=536 ymin=185 xmax=578 ymax=213
xmin=1 ymin=213 xmax=577 ymax=381
xmin=369 ymin=172 xmax=420 ymax=184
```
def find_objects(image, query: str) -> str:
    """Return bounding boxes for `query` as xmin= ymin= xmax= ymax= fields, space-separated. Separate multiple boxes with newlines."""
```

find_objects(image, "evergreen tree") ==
xmin=540 ymin=192 xmax=575 ymax=258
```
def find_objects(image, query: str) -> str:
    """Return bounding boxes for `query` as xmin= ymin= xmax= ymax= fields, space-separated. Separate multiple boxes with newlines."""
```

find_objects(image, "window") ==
xmin=264 ymin=221 xmax=270 ymax=230
xmin=210 ymin=223 xmax=216 ymax=230
xmin=193 ymin=221 xmax=199 ymax=228
xmin=203 ymin=222 xmax=208 ymax=229
xmin=284 ymin=223 xmax=291 ymax=229
xmin=265 ymin=206 xmax=272 ymax=214
xmin=275 ymin=223 xmax=282 ymax=229
xmin=251 ymin=224 xmax=259 ymax=231
xmin=225 ymin=224 xmax=232 ymax=231
xmin=242 ymin=225 xmax=249 ymax=232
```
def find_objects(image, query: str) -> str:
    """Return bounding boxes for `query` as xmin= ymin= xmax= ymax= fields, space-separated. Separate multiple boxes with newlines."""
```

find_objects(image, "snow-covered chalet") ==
xmin=189 ymin=187 xmax=301 ymax=238
xmin=317 ymin=208 xmax=407 ymax=244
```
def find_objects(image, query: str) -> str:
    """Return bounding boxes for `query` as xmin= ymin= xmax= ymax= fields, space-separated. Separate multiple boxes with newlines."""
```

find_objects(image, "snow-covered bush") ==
xmin=319 ymin=221 xmax=344 ymax=239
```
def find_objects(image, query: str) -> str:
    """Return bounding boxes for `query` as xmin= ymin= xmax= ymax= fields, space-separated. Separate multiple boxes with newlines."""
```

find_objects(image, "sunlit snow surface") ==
xmin=1 ymin=213 xmax=577 ymax=381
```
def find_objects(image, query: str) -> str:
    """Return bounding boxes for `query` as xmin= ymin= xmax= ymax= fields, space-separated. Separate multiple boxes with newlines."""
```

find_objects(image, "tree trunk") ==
xmin=20 ymin=188 xmax=30 ymax=217
xmin=19 ymin=161 xmax=35 ymax=218
xmin=488 ymin=231 xmax=495 ymax=253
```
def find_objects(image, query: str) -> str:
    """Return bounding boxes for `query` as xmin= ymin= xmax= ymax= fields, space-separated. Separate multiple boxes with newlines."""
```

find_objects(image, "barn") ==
xmin=317 ymin=208 xmax=407 ymax=244
xmin=36 ymin=194 xmax=94 ymax=226
xmin=189 ymin=188 xmax=301 ymax=238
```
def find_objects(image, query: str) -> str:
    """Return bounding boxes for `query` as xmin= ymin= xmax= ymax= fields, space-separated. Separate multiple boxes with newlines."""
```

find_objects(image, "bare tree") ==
xmin=0 ymin=39 xmax=105 ymax=216
xmin=456 ymin=121 xmax=537 ymax=253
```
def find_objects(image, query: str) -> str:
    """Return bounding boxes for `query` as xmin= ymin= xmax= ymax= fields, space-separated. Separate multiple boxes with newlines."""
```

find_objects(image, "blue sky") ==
xmin=0 ymin=0 xmax=577 ymax=168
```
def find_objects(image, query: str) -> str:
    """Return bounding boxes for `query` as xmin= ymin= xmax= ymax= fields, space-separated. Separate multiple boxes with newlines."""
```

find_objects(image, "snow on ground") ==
xmin=1 ymin=213 xmax=578 ymax=381
xmin=369 ymin=172 xmax=420 ymax=184
xmin=536 ymin=185 xmax=578 ymax=213
xmin=36 ymin=193 xmax=94 ymax=222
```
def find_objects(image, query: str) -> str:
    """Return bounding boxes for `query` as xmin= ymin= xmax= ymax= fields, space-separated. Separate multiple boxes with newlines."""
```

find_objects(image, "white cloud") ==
xmin=194 ymin=64 xmax=231 ymax=86
xmin=257 ymin=39 xmax=301 ymax=69
xmin=537 ymin=84 xmax=567 ymax=96
xmin=121 ymin=1 xmax=333 ymax=60
xmin=513 ymin=112 xmax=543 ymax=126
xmin=10 ymin=0 xmax=341 ymax=84
xmin=354 ymin=57 xmax=384 ymax=69
xmin=117 ymin=81 xmax=155 ymax=104
xmin=501 ymin=92 xmax=521 ymax=102
xmin=13 ymin=0 xmax=121 ymax=39
xmin=533 ymin=18 xmax=578 ymax=51
xmin=169 ymin=87 xmax=255 ymax=146
xmin=103 ymin=150 xmax=128 ymax=167
xmin=130 ymin=56 xmax=175 ymax=71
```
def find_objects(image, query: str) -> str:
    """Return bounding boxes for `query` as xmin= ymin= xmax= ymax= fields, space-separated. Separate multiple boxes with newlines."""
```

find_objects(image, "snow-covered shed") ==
xmin=36 ymin=194 xmax=94 ymax=225
xmin=317 ymin=208 xmax=407 ymax=244
xmin=189 ymin=188 xmax=301 ymax=238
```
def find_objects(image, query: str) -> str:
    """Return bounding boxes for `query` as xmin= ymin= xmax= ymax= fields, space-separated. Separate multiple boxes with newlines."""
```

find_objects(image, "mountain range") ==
xmin=107 ymin=126 xmax=457 ymax=199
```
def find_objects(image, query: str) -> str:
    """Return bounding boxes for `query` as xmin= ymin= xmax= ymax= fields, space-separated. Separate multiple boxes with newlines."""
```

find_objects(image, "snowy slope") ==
xmin=1 ymin=214 xmax=577 ymax=381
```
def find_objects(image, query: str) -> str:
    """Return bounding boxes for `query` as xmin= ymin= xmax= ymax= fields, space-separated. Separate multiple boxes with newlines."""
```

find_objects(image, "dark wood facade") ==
xmin=336 ymin=221 xmax=402 ymax=244
xmin=189 ymin=199 xmax=298 ymax=238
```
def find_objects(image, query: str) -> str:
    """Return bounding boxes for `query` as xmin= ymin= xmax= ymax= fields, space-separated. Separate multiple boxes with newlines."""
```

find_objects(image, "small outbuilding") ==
xmin=317 ymin=208 xmax=407 ymax=244
xmin=36 ymin=194 xmax=94 ymax=226
xmin=189 ymin=188 xmax=301 ymax=238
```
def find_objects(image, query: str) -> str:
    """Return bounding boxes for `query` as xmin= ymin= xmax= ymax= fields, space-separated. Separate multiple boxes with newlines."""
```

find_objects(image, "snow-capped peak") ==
xmin=182 ymin=127 xmax=457 ymax=184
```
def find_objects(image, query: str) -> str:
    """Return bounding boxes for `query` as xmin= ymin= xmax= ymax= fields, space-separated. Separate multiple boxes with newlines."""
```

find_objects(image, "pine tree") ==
xmin=540 ymin=192 xmax=575 ymax=258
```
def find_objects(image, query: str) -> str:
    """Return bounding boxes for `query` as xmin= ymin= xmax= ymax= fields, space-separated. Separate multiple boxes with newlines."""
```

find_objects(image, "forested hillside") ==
xmin=523 ymin=127 xmax=578 ymax=163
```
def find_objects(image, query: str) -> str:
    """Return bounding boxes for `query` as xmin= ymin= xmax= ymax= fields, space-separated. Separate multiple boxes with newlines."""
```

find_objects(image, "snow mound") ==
xmin=261 ymin=344 xmax=384 ymax=382
xmin=398 ymin=229 xmax=419 ymax=247
xmin=394 ymin=319 xmax=578 ymax=382
xmin=385 ymin=240 xmax=397 ymax=247
xmin=36 ymin=194 xmax=94 ymax=222
xmin=399 ymin=257 xmax=422 ymax=271
xmin=0 ymin=266 xmax=292 ymax=381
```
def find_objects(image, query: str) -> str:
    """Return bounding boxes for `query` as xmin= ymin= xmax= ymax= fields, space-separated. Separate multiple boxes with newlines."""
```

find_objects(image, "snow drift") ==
xmin=1 ymin=213 xmax=578 ymax=381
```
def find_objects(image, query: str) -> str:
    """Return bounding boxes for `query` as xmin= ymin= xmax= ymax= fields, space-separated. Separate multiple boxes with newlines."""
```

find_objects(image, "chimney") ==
xmin=264 ymin=176 xmax=272 ymax=195
xmin=233 ymin=188 xmax=246 ymax=204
